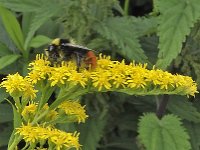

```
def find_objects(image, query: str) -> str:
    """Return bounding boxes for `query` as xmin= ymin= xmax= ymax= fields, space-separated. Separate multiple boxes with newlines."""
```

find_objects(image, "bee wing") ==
xmin=65 ymin=43 xmax=92 ymax=51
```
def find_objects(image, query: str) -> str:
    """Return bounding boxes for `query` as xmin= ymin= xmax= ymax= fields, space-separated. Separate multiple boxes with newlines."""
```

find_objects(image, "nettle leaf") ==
xmin=78 ymin=117 xmax=107 ymax=150
xmin=130 ymin=16 xmax=158 ymax=36
xmin=94 ymin=17 xmax=147 ymax=63
xmin=167 ymin=96 xmax=200 ymax=123
xmin=156 ymin=0 xmax=200 ymax=69
xmin=184 ymin=121 xmax=200 ymax=150
xmin=138 ymin=113 xmax=191 ymax=150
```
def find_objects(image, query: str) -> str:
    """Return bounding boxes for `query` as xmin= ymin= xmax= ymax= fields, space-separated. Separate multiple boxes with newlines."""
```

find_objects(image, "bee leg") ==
xmin=75 ymin=53 xmax=81 ymax=72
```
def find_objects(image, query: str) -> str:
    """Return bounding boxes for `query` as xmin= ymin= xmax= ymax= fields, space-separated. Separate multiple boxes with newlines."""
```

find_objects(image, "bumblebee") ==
xmin=45 ymin=38 xmax=97 ymax=71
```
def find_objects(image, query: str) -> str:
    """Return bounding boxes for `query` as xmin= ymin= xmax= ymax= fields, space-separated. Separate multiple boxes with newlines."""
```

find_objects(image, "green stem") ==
xmin=156 ymin=95 xmax=170 ymax=119
xmin=124 ymin=0 xmax=130 ymax=16
xmin=8 ymin=135 xmax=23 ymax=150
xmin=14 ymin=97 xmax=21 ymax=113
xmin=31 ymin=109 xmax=49 ymax=125
xmin=50 ymin=87 xmax=88 ymax=110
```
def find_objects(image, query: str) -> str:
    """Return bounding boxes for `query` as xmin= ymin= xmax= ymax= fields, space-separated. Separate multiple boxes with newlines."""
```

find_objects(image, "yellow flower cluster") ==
xmin=28 ymin=54 xmax=51 ymax=84
xmin=58 ymin=100 xmax=88 ymax=123
xmin=16 ymin=123 xmax=80 ymax=150
xmin=22 ymin=103 xmax=58 ymax=123
xmin=0 ymin=73 xmax=37 ymax=100
xmin=26 ymin=54 xmax=198 ymax=96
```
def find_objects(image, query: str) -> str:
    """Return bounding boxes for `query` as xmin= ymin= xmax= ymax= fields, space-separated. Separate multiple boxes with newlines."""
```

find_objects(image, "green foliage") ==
xmin=29 ymin=35 xmax=52 ymax=48
xmin=167 ymin=96 xmax=200 ymax=123
xmin=0 ymin=0 xmax=200 ymax=149
xmin=0 ymin=123 xmax=12 ymax=147
xmin=0 ymin=104 xmax=12 ymax=123
xmin=94 ymin=17 xmax=147 ymax=62
xmin=58 ymin=0 xmax=148 ymax=62
xmin=184 ymin=121 xmax=200 ymax=150
xmin=0 ymin=6 xmax=24 ymax=52
xmin=78 ymin=117 xmax=107 ymax=150
xmin=155 ymin=0 xmax=200 ymax=69
xmin=0 ymin=54 xmax=20 ymax=70
xmin=138 ymin=113 xmax=191 ymax=150
xmin=23 ymin=1 xmax=61 ymax=50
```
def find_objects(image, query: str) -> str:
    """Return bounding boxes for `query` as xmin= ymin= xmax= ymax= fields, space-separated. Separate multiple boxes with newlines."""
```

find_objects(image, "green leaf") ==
xmin=156 ymin=0 xmax=200 ymax=69
xmin=0 ymin=5 xmax=24 ymax=51
xmin=167 ymin=96 xmax=200 ymax=123
xmin=0 ymin=0 xmax=41 ymax=12
xmin=11 ymin=102 xmax=21 ymax=128
xmin=0 ymin=41 xmax=12 ymax=56
xmin=184 ymin=121 xmax=200 ymax=150
xmin=0 ymin=123 xmax=12 ymax=147
xmin=0 ymin=104 xmax=13 ymax=123
xmin=94 ymin=17 xmax=147 ymax=62
xmin=0 ymin=88 xmax=9 ymax=103
xmin=29 ymin=35 xmax=52 ymax=48
xmin=0 ymin=54 xmax=20 ymax=70
xmin=24 ymin=2 xmax=61 ymax=50
xmin=131 ymin=16 xmax=158 ymax=36
xmin=78 ymin=117 xmax=107 ymax=150
xmin=138 ymin=113 xmax=191 ymax=150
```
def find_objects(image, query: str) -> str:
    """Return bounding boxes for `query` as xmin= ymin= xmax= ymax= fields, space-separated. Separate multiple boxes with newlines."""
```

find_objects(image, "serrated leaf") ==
xmin=138 ymin=113 xmax=191 ymax=150
xmin=167 ymin=96 xmax=200 ymax=123
xmin=184 ymin=121 xmax=200 ymax=150
xmin=29 ymin=35 xmax=52 ymax=48
xmin=78 ymin=117 xmax=107 ymax=150
xmin=156 ymin=0 xmax=200 ymax=69
xmin=24 ymin=2 xmax=61 ymax=50
xmin=94 ymin=17 xmax=147 ymax=62
xmin=131 ymin=16 xmax=158 ymax=36
xmin=0 ymin=104 xmax=13 ymax=123
xmin=0 ymin=5 xmax=24 ymax=51
xmin=0 ymin=54 xmax=20 ymax=70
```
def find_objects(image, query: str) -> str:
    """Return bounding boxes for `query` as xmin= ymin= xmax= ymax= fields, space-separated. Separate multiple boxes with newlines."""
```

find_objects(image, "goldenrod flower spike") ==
xmin=26 ymin=54 xmax=198 ymax=96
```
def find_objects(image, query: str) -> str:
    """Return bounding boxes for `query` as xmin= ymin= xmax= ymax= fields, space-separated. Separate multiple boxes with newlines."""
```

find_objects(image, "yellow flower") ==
xmin=16 ymin=124 xmax=81 ymax=150
xmin=0 ymin=73 xmax=25 ymax=96
xmin=0 ymin=73 xmax=37 ymax=100
xmin=48 ymin=61 xmax=77 ymax=86
xmin=91 ymin=68 xmax=112 ymax=91
xmin=97 ymin=54 xmax=114 ymax=68
xmin=58 ymin=100 xmax=88 ymax=123
xmin=16 ymin=123 xmax=38 ymax=143
xmin=67 ymin=71 xmax=88 ymax=87
xmin=28 ymin=54 xmax=51 ymax=84
xmin=22 ymin=103 xmax=37 ymax=121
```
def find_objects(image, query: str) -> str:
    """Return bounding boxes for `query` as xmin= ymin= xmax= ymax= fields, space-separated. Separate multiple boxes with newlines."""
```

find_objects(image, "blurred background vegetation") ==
xmin=0 ymin=0 xmax=200 ymax=150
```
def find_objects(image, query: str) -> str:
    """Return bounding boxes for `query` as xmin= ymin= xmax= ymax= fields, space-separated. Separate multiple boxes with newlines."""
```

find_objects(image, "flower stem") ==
xmin=156 ymin=95 xmax=169 ymax=119
xmin=124 ymin=0 xmax=130 ymax=15
xmin=8 ymin=135 xmax=22 ymax=150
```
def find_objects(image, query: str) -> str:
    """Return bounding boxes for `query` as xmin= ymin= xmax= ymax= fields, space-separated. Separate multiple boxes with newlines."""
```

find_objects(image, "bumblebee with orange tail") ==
xmin=45 ymin=38 xmax=97 ymax=71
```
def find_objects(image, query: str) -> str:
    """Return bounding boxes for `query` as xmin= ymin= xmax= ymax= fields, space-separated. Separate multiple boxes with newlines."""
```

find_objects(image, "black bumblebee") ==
xmin=45 ymin=38 xmax=97 ymax=71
